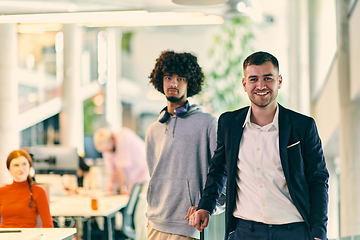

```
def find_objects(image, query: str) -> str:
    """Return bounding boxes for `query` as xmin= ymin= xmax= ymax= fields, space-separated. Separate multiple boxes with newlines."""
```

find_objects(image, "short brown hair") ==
xmin=243 ymin=51 xmax=279 ymax=72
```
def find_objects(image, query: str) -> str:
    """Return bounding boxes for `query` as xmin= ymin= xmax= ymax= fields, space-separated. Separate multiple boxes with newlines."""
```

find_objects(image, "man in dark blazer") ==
xmin=187 ymin=51 xmax=329 ymax=240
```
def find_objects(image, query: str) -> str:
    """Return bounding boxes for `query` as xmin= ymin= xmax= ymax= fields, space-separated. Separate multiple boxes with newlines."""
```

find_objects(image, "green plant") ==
xmin=197 ymin=17 xmax=254 ymax=116
xmin=122 ymin=31 xmax=134 ymax=53
xmin=83 ymin=98 xmax=98 ymax=135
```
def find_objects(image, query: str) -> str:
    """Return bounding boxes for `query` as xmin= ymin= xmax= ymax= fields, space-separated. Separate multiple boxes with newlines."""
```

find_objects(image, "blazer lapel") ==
xmin=228 ymin=109 xmax=247 ymax=180
xmin=278 ymin=105 xmax=292 ymax=181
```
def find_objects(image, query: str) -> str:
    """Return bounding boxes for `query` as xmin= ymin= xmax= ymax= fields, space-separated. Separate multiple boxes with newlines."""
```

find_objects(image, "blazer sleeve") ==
xmin=303 ymin=118 xmax=329 ymax=240
xmin=198 ymin=113 xmax=227 ymax=214
xmin=208 ymin=117 xmax=218 ymax=160
xmin=34 ymin=186 xmax=54 ymax=228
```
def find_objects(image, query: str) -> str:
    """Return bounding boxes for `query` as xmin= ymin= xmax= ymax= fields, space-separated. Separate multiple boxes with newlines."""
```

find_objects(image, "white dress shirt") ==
xmin=233 ymin=105 xmax=304 ymax=224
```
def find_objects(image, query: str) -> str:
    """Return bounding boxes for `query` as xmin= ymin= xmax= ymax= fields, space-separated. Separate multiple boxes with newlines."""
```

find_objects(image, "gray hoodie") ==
xmin=145 ymin=104 xmax=217 ymax=238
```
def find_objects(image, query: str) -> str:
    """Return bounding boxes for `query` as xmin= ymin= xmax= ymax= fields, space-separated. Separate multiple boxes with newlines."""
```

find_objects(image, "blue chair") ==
xmin=120 ymin=182 xmax=144 ymax=239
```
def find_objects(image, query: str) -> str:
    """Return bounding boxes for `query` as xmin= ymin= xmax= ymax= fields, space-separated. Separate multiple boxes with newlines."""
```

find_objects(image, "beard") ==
xmin=166 ymin=93 xmax=185 ymax=103
xmin=250 ymin=91 xmax=278 ymax=108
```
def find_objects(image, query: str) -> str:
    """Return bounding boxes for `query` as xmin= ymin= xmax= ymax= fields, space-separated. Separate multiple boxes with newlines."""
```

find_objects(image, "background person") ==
xmin=146 ymin=50 xmax=218 ymax=240
xmin=93 ymin=127 xmax=149 ymax=194
xmin=0 ymin=149 xmax=54 ymax=228
xmin=93 ymin=127 xmax=149 ymax=240
xmin=188 ymin=51 xmax=329 ymax=240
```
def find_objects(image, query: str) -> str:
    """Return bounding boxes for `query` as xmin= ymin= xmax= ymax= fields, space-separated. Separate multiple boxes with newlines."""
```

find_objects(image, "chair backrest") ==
xmin=121 ymin=182 xmax=144 ymax=239
xmin=35 ymin=183 xmax=50 ymax=228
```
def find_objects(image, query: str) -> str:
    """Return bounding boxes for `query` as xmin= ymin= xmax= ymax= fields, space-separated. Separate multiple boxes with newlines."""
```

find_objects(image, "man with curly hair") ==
xmin=145 ymin=50 xmax=218 ymax=240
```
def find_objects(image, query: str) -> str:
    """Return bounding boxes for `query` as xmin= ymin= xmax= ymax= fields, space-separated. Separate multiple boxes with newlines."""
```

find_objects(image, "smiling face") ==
xmin=8 ymin=156 xmax=30 ymax=182
xmin=163 ymin=74 xmax=188 ymax=104
xmin=242 ymin=61 xmax=282 ymax=109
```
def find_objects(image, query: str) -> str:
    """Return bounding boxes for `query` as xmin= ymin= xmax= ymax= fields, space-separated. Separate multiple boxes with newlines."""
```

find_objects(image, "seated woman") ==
xmin=0 ymin=149 xmax=54 ymax=228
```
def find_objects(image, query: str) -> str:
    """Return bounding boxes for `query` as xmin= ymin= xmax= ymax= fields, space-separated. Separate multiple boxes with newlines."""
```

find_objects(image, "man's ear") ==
xmin=278 ymin=75 xmax=283 ymax=89
xmin=242 ymin=78 xmax=247 ymax=92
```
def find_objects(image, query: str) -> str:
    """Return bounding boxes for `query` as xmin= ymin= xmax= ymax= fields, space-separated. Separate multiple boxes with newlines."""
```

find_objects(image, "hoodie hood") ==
xmin=158 ymin=103 xmax=203 ymax=121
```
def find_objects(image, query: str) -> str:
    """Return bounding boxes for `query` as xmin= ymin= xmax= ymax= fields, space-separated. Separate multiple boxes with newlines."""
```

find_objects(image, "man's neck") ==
xmin=250 ymin=102 xmax=277 ymax=127
xmin=167 ymin=100 xmax=187 ymax=115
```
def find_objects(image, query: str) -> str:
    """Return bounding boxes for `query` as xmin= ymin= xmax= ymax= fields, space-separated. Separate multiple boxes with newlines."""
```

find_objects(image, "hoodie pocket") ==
xmin=147 ymin=178 xmax=192 ymax=223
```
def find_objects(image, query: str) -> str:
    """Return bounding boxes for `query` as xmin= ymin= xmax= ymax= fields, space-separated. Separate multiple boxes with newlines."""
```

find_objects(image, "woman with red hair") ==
xmin=0 ymin=149 xmax=53 ymax=228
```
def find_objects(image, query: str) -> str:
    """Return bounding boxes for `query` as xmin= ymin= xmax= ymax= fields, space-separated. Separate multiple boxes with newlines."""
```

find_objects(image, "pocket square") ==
xmin=287 ymin=141 xmax=300 ymax=148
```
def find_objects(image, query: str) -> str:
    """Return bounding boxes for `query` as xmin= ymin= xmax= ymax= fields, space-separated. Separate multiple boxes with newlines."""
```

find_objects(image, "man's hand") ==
xmin=187 ymin=209 xmax=210 ymax=232
xmin=185 ymin=206 xmax=198 ymax=220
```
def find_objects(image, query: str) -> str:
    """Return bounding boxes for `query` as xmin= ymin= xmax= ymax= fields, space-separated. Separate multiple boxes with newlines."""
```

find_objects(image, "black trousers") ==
xmin=228 ymin=218 xmax=313 ymax=240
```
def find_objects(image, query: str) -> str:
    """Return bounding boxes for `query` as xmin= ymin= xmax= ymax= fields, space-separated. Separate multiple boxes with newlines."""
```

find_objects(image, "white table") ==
xmin=0 ymin=228 xmax=76 ymax=240
xmin=50 ymin=194 xmax=129 ymax=240
xmin=50 ymin=194 xmax=128 ymax=217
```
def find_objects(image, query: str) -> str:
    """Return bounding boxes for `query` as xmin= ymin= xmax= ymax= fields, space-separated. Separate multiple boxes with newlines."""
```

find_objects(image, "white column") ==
xmin=336 ymin=0 xmax=360 ymax=237
xmin=59 ymin=24 xmax=84 ymax=153
xmin=308 ymin=0 xmax=320 ymax=115
xmin=105 ymin=28 xmax=122 ymax=131
xmin=0 ymin=23 xmax=19 ymax=185
xmin=288 ymin=0 xmax=310 ymax=115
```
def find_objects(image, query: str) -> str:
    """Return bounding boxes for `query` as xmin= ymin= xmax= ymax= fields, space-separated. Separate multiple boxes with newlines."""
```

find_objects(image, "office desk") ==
xmin=0 ymin=228 xmax=76 ymax=240
xmin=50 ymin=194 xmax=129 ymax=240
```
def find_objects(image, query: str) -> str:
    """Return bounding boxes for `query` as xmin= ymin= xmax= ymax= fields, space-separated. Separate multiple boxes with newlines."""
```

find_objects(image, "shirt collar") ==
xmin=272 ymin=105 xmax=279 ymax=130
xmin=242 ymin=104 xmax=279 ymax=131
xmin=243 ymin=107 xmax=252 ymax=128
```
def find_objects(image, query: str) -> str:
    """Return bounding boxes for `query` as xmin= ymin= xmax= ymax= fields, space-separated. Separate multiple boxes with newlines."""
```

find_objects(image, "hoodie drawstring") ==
xmin=162 ymin=104 xmax=201 ymax=137
xmin=173 ymin=117 xmax=178 ymax=138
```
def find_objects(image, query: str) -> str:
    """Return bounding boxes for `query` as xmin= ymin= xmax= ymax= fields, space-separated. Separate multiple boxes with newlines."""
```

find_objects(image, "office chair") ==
xmin=36 ymin=182 xmax=50 ymax=228
xmin=120 ymin=182 xmax=144 ymax=239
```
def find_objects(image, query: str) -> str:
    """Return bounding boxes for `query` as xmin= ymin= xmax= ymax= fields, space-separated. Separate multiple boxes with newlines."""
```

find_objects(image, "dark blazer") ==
xmin=198 ymin=104 xmax=329 ymax=240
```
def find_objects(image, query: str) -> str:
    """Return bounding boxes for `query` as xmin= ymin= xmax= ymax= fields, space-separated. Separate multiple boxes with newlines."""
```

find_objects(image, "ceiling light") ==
xmin=85 ymin=12 xmax=224 ymax=27
xmin=172 ymin=0 xmax=228 ymax=5
xmin=0 ymin=11 xmax=224 ymax=27
xmin=0 ymin=11 xmax=147 ymax=24
xmin=17 ymin=23 xmax=62 ymax=34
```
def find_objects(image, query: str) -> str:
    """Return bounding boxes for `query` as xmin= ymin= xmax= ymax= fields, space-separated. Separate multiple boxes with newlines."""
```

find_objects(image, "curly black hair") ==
xmin=149 ymin=50 xmax=204 ymax=97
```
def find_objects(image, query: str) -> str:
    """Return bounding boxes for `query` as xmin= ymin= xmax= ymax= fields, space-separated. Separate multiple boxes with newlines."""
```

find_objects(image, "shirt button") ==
xmin=259 ymin=185 xmax=263 ymax=188
xmin=262 ymin=204 xmax=265 ymax=206
xmin=269 ymin=224 xmax=273 ymax=228
xmin=257 ymin=148 xmax=260 ymax=151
